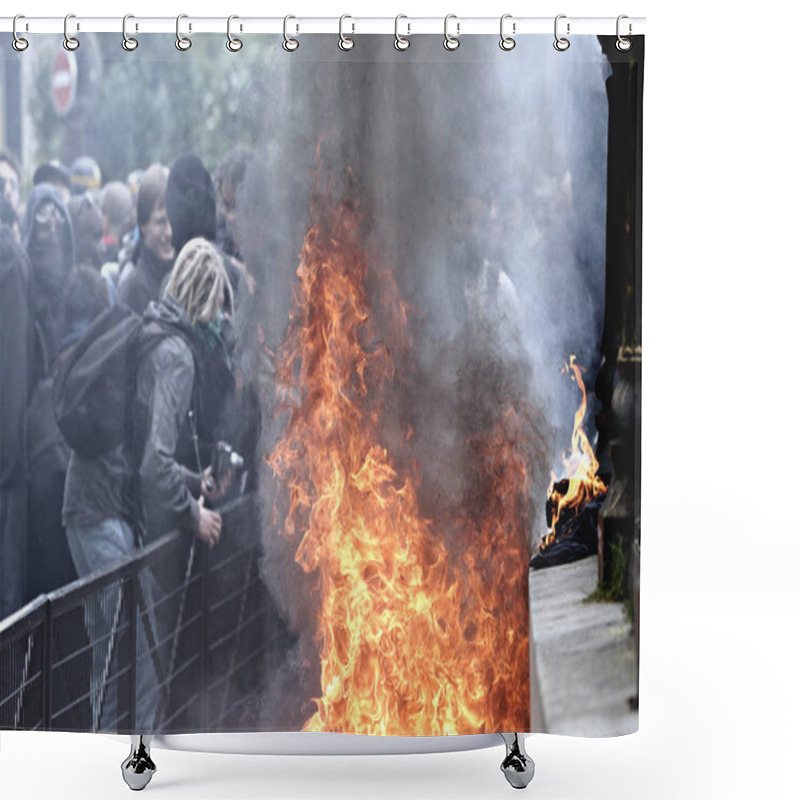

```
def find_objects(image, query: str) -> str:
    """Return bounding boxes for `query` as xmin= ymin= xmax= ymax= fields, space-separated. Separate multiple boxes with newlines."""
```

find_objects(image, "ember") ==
xmin=531 ymin=357 xmax=607 ymax=570
xmin=267 ymin=164 xmax=531 ymax=735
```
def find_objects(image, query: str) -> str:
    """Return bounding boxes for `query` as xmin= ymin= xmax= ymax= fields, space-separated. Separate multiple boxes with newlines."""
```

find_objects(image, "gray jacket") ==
xmin=135 ymin=295 xmax=203 ymax=542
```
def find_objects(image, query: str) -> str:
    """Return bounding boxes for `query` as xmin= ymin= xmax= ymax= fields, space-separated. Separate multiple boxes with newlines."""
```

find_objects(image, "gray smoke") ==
xmin=232 ymin=35 xmax=610 ymax=725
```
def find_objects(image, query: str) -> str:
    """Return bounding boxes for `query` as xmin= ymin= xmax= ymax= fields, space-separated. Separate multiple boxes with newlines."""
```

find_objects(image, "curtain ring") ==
xmin=443 ymin=14 xmax=460 ymax=51
xmin=176 ymin=14 xmax=192 ymax=51
xmin=122 ymin=15 xmax=138 ymax=51
xmin=12 ymin=15 xmax=29 ymax=52
xmin=339 ymin=14 xmax=354 ymax=51
xmin=283 ymin=15 xmax=299 ymax=51
xmin=394 ymin=14 xmax=410 ymax=51
xmin=63 ymin=14 xmax=79 ymax=51
xmin=227 ymin=15 xmax=243 ymax=52
xmin=499 ymin=14 xmax=515 ymax=51
xmin=553 ymin=14 xmax=570 ymax=51
xmin=616 ymin=15 xmax=632 ymax=51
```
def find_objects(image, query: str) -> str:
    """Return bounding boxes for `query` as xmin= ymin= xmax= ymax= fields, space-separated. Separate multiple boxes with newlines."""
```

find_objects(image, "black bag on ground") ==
xmin=52 ymin=304 xmax=143 ymax=458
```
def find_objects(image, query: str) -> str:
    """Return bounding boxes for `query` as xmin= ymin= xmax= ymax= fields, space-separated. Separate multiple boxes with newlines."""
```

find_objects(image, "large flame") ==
xmin=544 ymin=355 xmax=607 ymax=546
xmin=267 ymin=174 xmax=531 ymax=735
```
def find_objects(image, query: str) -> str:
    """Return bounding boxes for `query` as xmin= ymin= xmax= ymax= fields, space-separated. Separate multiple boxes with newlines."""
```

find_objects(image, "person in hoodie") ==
xmin=0 ymin=185 xmax=75 ymax=615
xmin=0 ymin=219 xmax=36 ymax=618
xmin=61 ymin=237 xmax=229 ymax=731
xmin=25 ymin=266 xmax=109 ymax=602
xmin=21 ymin=183 xmax=76 ymax=382
xmin=118 ymin=164 xmax=174 ymax=315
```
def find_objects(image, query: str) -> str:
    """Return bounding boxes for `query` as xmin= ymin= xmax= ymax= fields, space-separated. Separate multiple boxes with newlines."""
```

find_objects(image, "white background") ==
xmin=3 ymin=1 xmax=799 ymax=798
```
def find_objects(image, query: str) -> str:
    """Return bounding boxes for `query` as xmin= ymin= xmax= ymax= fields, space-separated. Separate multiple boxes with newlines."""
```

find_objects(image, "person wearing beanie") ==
xmin=165 ymin=154 xmax=217 ymax=255
xmin=70 ymin=156 xmax=102 ymax=197
xmin=164 ymin=154 xmax=242 ymax=302
xmin=33 ymin=160 xmax=72 ymax=206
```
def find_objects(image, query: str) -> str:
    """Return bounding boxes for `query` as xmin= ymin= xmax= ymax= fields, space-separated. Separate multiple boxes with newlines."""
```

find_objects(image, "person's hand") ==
xmin=201 ymin=466 xmax=232 ymax=503
xmin=197 ymin=496 xmax=222 ymax=549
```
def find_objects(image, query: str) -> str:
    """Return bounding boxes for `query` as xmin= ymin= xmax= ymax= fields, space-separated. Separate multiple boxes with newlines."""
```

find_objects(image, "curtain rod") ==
xmin=0 ymin=16 xmax=646 ymax=37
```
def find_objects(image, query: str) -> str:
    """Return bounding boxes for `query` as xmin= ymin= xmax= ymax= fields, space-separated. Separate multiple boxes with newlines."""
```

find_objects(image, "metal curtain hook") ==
xmin=616 ymin=14 xmax=632 ymax=51
xmin=12 ymin=14 xmax=29 ymax=52
xmin=176 ymin=14 xmax=192 ymax=51
xmin=394 ymin=14 xmax=410 ymax=51
xmin=553 ymin=14 xmax=570 ymax=51
xmin=122 ymin=14 xmax=138 ymax=51
xmin=283 ymin=15 xmax=299 ymax=51
xmin=499 ymin=14 xmax=516 ymax=51
xmin=227 ymin=15 xmax=243 ymax=52
xmin=339 ymin=14 xmax=354 ymax=51
xmin=64 ymin=14 xmax=79 ymax=51
xmin=444 ymin=14 xmax=460 ymax=51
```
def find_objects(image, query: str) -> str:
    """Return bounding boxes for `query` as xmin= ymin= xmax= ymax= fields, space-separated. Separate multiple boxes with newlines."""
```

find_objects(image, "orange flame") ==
xmin=268 ymin=179 xmax=530 ymax=735
xmin=544 ymin=355 xmax=607 ymax=546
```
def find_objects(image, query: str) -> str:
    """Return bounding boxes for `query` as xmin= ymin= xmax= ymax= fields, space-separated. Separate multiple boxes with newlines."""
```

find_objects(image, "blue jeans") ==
xmin=66 ymin=519 xmax=159 ymax=732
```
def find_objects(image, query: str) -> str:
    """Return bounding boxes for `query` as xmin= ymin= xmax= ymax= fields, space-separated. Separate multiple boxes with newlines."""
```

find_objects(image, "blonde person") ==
xmin=135 ymin=236 xmax=233 ymax=546
xmin=63 ymin=238 xmax=232 ymax=738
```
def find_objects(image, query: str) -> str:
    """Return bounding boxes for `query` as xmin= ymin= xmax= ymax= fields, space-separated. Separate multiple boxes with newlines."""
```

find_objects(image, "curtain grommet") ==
xmin=553 ymin=14 xmax=570 ymax=51
xmin=615 ymin=15 xmax=632 ymax=51
xmin=338 ymin=14 xmax=355 ymax=51
xmin=63 ymin=14 xmax=79 ymax=51
xmin=444 ymin=14 xmax=460 ymax=51
xmin=176 ymin=14 xmax=192 ymax=51
xmin=394 ymin=15 xmax=410 ymax=51
xmin=499 ymin=14 xmax=516 ymax=51
xmin=12 ymin=14 xmax=29 ymax=52
xmin=122 ymin=14 xmax=138 ymax=51
xmin=227 ymin=15 xmax=243 ymax=52
xmin=283 ymin=15 xmax=299 ymax=52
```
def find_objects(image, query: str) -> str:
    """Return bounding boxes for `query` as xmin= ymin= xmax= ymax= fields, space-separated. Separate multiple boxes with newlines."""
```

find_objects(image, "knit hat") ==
xmin=165 ymin=154 xmax=217 ymax=254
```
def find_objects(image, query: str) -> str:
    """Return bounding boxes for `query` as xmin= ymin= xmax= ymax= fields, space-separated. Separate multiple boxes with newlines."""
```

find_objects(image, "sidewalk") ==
xmin=529 ymin=555 xmax=638 ymax=736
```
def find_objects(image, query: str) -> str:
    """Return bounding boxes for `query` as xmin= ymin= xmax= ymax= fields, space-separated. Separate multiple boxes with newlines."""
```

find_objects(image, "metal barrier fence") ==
xmin=0 ymin=495 xmax=294 ymax=734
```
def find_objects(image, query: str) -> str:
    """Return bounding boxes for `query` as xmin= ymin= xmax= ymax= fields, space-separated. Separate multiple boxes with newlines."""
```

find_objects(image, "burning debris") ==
xmin=265 ymin=162 xmax=533 ymax=736
xmin=531 ymin=356 xmax=608 ymax=571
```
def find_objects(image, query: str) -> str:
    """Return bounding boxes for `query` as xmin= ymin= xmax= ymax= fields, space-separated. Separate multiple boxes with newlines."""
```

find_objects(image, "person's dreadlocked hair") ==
xmin=164 ymin=237 xmax=233 ymax=327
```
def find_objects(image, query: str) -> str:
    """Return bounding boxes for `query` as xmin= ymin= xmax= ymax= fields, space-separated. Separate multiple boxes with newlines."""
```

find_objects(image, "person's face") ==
xmin=141 ymin=201 xmax=174 ymax=262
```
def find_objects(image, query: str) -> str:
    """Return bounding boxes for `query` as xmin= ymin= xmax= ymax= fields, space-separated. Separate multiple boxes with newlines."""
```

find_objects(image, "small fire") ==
xmin=542 ymin=356 xmax=607 ymax=548
xmin=268 ymin=169 xmax=531 ymax=735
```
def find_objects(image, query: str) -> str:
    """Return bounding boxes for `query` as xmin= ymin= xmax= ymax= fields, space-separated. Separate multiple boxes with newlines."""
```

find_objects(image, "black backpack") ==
xmin=52 ymin=303 xmax=190 ymax=459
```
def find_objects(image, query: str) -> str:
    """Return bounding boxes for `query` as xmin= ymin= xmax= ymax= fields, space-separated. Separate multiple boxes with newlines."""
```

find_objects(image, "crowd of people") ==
xmin=0 ymin=146 xmax=257 ymax=625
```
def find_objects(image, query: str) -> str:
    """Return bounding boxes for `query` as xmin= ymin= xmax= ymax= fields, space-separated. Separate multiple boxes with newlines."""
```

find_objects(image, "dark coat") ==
xmin=1 ymin=225 xmax=36 ymax=615
xmin=118 ymin=243 xmax=174 ymax=317
xmin=0 ymin=226 xmax=36 ymax=488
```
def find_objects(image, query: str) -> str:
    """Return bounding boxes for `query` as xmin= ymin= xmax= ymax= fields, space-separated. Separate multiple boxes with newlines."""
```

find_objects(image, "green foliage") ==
xmin=584 ymin=536 xmax=631 ymax=618
xmin=27 ymin=34 xmax=278 ymax=183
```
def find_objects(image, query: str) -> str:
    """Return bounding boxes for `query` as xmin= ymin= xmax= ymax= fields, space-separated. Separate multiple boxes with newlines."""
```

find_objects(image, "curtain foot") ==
xmin=500 ymin=733 xmax=535 ymax=789
xmin=121 ymin=735 xmax=157 ymax=791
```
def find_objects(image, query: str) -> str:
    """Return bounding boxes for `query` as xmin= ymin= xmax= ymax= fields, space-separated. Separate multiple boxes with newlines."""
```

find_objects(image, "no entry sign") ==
xmin=50 ymin=49 xmax=78 ymax=116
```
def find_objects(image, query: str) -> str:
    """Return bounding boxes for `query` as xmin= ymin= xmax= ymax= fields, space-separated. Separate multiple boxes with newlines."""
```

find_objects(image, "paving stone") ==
xmin=529 ymin=555 xmax=638 ymax=736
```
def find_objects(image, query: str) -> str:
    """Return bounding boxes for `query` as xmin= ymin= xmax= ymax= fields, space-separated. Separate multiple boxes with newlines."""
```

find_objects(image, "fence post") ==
xmin=126 ymin=573 xmax=137 ymax=732
xmin=43 ymin=599 xmax=51 ymax=730
xmin=200 ymin=542 xmax=209 ymax=730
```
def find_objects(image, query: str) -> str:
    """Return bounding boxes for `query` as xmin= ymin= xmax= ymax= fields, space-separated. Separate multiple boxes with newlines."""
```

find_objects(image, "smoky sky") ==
xmin=238 ymin=34 xmax=609 ymax=483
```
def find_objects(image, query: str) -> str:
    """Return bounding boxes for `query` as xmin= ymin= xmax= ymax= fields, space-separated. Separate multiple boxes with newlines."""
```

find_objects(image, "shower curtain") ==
xmin=0 ymin=30 xmax=642 ymax=739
